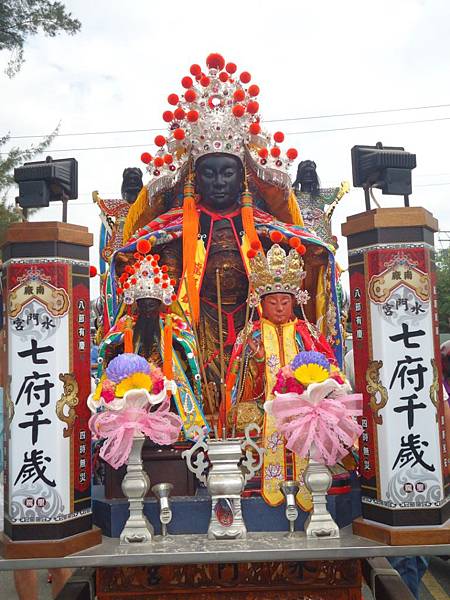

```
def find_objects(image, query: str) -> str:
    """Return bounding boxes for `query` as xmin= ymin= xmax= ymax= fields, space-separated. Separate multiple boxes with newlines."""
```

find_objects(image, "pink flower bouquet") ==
xmin=265 ymin=351 xmax=362 ymax=466
xmin=88 ymin=353 xmax=181 ymax=469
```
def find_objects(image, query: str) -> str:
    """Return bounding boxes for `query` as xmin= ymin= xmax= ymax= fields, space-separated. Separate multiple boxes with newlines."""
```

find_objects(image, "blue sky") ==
xmin=2 ymin=0 xmax=450 ymax=295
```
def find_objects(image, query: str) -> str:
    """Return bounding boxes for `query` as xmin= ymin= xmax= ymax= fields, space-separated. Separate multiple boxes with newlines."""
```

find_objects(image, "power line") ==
xmin=2 ymin=115 xmax=449 ymax=156
xmin=264 ymin=103 xmax=450 ymax=123
xmin=415 ymin=181 xmax=450 ymax=187
xmin=5 ymin=103 xmax=450 ymax=140
xmin=287 ymin=115 xmax=450 ymax=136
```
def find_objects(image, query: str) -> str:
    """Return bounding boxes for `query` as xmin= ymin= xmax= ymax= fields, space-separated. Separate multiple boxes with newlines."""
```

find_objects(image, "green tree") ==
xmin=0 ymin=1 xmax=81 ymax=76
xmin=436 ymin=248 xmax=450 ymax=333
xmin=0 ymin=127 xmax=58 ymax=247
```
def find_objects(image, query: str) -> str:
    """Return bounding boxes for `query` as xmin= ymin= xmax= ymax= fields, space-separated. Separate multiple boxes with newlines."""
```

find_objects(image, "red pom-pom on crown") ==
xmin=206 ymin=53 xmax=225 ymax=70
xmin=174 ymin=128 xmax=185 ymax=141
xmin=249 ymin=122 xmax=261 ymax=135
xmin=154 ymin=135 xmax=166 ymax=147
xmin=187 ymin=110 xmax=199 ymax=122
xmin=141 ymin=152 xmax=152 ymax=164
xmin=270 ymin=230 xmax=283 ymax=244
xmin=185 ymin=89 xmax=197 ymax=102
xmin=273 ymin=131 xmax=285 ymax=143
xmin=232 ymin=104 xmax=245 ymax=118
xmin=174 ymin=107 xmax=185 ymax=120
xmin=247 ymin=101 xmax=259 ymax=115
xmin=248 ymin=84 xmax=260 ymax=97
xmin=190 ymin=64 xmax=202 ymax=76
xmin=181 ymin=76 xmax=193 ymax=89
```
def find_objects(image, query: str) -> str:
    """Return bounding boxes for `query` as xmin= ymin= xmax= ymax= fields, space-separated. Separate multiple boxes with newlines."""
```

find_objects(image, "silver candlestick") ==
xmin=151 ymin=482 xmax=173 ymax=537
xmin=120 ymin=434 xmax=154 ymax=544
xmin=280 ymin=480 xmax=300 ymax=535
xmin=182 ymin=423 xmax=264 ymax=540
xmin=303 ymin=444 xmax=339 ymax=538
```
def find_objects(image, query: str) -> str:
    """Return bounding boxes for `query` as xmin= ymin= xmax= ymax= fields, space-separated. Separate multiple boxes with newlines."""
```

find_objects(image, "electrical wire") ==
xmin=2 ymin=115 xmax=450 ymax=156
xmin=5 ymin=102 xmax=450 ymax=140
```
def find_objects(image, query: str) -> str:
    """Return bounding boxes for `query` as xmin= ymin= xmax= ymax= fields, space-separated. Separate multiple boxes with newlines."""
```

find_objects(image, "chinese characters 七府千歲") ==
xmin=389 ymin=323 xmax=435 ymax=473
xmin=15 ymin=338 xmax=57 ymax=488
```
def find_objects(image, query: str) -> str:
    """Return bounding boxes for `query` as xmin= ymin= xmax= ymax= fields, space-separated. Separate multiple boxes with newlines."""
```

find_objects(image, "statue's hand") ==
xmin=115 ymin=252 xmax=134 ymax=276
xmin=247 ymin=336 xmax=265 ymax=361
xmin=305 ymin=245 xmax=327 ymax=268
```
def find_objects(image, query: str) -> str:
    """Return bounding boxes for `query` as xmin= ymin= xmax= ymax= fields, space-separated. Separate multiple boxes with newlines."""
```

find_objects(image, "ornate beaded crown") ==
xmin=248 ymin=242 xmax=308 ymax=306
xmin=117 ymin=240 xmax=177 ymax=306
xmin=140 ymin=53 xmax=299 ymax=197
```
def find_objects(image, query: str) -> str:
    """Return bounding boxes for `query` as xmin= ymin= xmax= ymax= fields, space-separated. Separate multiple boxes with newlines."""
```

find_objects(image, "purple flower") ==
xmin=106 ymin=352 xmax=150 ymax=383
xmin=290 ymin=351 xmax=330 ymax=372
xmin=267 ymin=432 xmax=283 ymax=453
xmin=265 ymin=464 xmax=283 ymax=480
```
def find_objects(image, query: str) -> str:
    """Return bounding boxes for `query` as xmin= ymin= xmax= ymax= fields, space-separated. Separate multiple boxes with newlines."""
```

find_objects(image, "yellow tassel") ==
xmin=122 ymin=186 xmax=148 ymax=243
xmin=316 ymin=265 xmax=327 ymax=335
xmin=163 ymin=315 xmax=173 ymax=380
xmin=182 ymin=173 xmax=200 ymax=322
xmin=288 ymin=189 xmax=304 ymax=226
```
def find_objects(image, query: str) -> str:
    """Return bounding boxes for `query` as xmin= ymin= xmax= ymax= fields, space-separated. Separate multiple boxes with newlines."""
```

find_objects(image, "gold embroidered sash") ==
xmin=261 ymin=319 xmax=312 ymax=510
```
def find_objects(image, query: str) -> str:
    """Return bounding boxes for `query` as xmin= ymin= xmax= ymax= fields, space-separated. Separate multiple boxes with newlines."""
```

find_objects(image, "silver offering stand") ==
xmin=303 ymin=443 xmax=339 ymax=538
xmin=182 ymin=424 xmax=264 ymax=540
xmin=151 ymin=482 xmax=173 ymax=537
xmin=120 ymin=434 xmax=154 ymax=544
xmin=280 ymin=480 xmax=300 ymax=535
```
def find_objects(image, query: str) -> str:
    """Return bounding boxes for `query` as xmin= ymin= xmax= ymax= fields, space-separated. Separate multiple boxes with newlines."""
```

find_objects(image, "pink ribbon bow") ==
xmin=270 ymin=391 xmax=363 ymax=466
xmin=89 ymin=398 xmax=182 ymax=469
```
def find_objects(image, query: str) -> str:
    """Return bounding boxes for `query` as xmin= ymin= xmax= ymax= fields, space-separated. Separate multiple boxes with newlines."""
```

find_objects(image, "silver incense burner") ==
xmin=280 ymin=480 xmax=300 ymax=535
xmin=182 ymin=423 xmax=264 ymax=540
xmin=151 ymin=482 xmax=173 ymax=537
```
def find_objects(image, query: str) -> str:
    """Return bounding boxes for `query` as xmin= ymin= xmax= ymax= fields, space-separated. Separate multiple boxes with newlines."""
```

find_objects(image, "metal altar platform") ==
xmin=92 ymin=479 xmax=362 ymax=537
xmin=1 ymin=525 xmax=450 ymax=571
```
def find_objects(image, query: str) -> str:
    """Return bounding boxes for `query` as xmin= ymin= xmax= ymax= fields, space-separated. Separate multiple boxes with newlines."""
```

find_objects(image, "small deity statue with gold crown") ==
xmin=223 ymin=232 xmax=338 ymax=509
xmin=97 ymin=238 xmax=208 ymax=439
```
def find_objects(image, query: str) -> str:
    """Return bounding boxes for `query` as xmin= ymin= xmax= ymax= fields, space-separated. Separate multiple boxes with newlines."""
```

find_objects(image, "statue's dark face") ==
xmin=296 ymin=160 xmax=317 ymax=186
xmin=195 ymin=153 xmax=243 ymax=212
xmin=122 ymin=168 xmax=143 ymax=203
xmin=136 ymin=297 xmax=161 ymax=318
